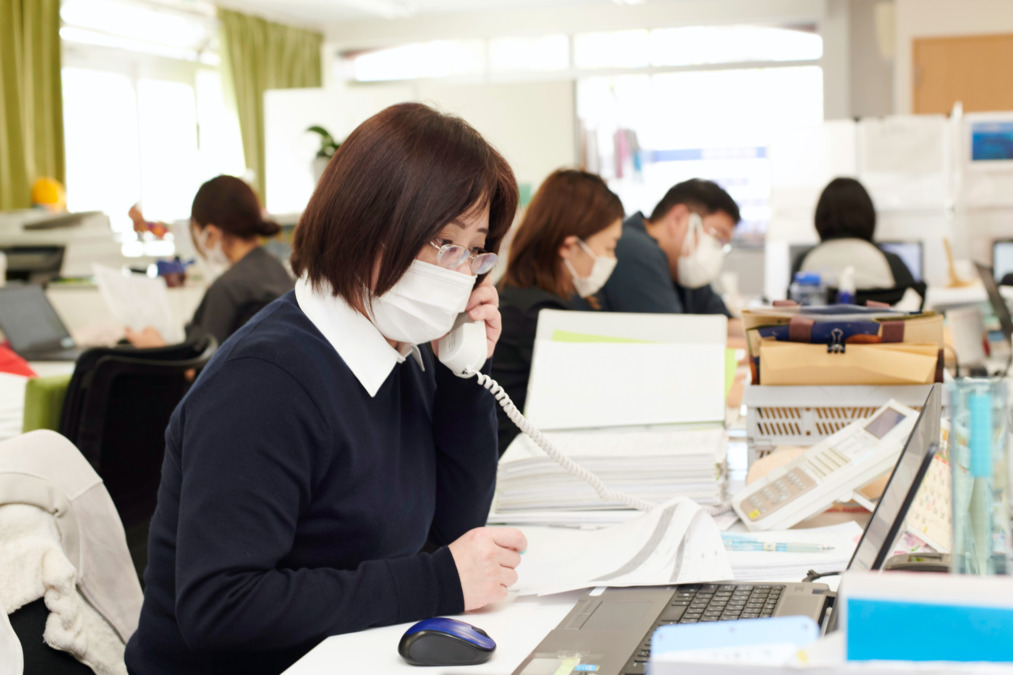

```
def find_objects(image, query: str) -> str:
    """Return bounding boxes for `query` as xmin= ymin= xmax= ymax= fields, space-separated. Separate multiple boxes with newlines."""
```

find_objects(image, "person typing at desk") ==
xmin=124 ymin=103 xmax=527 ymax=675
xmin=494 ymin=169 xmax=623 ymax=455
xmin=125 ymin=175 xmax=294 ymax=348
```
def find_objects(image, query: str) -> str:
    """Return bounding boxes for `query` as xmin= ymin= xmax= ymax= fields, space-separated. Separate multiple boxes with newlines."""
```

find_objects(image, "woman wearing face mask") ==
xmin=493 ymin=169 xmax=624 ymax=455
xmin=125 ymin=175 xmax=293 ymax=348
xmin=124 ymin=103 xmax=526 ymax=675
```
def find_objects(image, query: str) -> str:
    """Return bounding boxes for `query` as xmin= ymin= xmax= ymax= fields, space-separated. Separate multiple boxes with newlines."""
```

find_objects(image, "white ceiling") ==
xmin=216 ymin=0 xmax=638 ymax=24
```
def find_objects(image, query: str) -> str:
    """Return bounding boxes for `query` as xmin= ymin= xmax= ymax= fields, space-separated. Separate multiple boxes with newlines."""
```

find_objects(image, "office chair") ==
xmin=825 ymin=281 xmax=928 ymax=310
xmin=58 ymin=328 xmax=217 ymax=578
xmin=1 ymin=430 xmax=144 ymax=675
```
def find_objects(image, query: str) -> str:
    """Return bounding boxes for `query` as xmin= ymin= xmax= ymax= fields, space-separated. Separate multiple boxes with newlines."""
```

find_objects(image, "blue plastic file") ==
xmin=847 ymin=598 xmax=1013 ymax=662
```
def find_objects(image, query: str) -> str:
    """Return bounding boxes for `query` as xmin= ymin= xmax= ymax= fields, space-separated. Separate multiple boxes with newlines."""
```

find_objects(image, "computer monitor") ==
xmin=970 ymin=120 xmax=1013 ymax=163
xmin=878 ymin=240 xmax=924 ymax=283
xmin=847 ymin=383 xmax=942 ymax=572
xmin=993 ymin=240 xmax=1013 ymax=283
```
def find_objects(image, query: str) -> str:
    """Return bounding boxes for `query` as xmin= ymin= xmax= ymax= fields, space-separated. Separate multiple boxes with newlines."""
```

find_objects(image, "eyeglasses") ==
xmin=702 ymin=225 xmax=733 ymax=251
xmin=429 ymin=240 xmax=498 ymax=275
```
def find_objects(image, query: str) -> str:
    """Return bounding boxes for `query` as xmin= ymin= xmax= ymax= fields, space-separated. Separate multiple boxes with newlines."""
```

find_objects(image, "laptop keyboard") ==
xmin=621 ymin=583 xmax=785 ymax=675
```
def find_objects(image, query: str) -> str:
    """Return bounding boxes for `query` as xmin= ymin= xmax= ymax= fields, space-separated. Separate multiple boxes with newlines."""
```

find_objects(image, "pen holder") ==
xmin=949 ymin=378 xmax=1012 ymax=575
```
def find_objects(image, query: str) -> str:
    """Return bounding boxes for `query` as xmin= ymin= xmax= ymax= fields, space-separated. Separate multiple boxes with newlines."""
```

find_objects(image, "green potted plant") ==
xmin=306 ymin=125 xmax=341 ymax=182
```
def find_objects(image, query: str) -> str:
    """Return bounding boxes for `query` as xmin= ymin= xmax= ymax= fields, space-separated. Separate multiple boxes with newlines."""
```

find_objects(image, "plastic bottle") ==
xmin=789 ymin=272 xmax=826 ymax=306
xmin=836 ymin=265 xmax=856 ymax=305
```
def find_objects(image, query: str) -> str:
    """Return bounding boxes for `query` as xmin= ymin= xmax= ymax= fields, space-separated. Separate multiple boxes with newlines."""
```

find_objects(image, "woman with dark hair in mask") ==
xmin=493 ymin=169 xmax=624 ymax=455
xmin=125 ymin=103 xmax=525 ymax=675
xmin=125 ymin=175 xmax=294 ymax=348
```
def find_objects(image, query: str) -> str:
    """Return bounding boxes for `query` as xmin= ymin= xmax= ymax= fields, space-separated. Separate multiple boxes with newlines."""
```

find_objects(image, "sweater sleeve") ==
xmin=426 ymin=354 xmax=499 ymax=546
xmin=172 ymin=357 xmax=463 ymax=654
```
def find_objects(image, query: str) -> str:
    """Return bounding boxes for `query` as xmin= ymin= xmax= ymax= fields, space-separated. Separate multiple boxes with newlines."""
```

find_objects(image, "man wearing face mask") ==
xmin=579 ymin=178 xmax=740 ymax=317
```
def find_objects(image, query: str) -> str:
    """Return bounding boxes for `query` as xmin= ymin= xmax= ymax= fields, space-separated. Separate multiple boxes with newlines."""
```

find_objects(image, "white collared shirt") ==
xmin=294 ymin=276 xmax=424 ymax=397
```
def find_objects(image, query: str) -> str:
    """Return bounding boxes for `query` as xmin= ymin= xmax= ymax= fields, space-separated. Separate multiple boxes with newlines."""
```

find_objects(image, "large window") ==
xmin=60 ymin=0 xmax=244 ymax=254
xmin=578 ymin=67 xmax=824 ymax=242
xmin=338 ymin=24 xmax=824 ymax=240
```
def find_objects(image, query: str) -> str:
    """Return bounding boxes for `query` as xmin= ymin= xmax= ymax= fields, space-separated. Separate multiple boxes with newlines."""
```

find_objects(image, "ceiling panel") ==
xmin=218 ymin=0 xmax=625 ymax=24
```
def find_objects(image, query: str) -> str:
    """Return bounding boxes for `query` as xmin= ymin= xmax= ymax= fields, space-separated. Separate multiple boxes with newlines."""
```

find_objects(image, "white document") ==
xmin=93 ymin=264 xmax=183 ymax=343
xmin=513 ymin=498 xmax=732 ymax=597
xmin=524 ymin=342 xmax=726 ymax=429
xmin=725 ymin=522 xmax=863 ymax=582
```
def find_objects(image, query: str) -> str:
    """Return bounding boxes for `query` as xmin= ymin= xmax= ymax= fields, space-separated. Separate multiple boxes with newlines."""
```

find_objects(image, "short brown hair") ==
xmin=191 ymin=175 xmax=280 ymax=239
xmin=291 ymin=103 xmax=518 ymax=312
xmin=502 ymin=169 xmax=623 ymax=298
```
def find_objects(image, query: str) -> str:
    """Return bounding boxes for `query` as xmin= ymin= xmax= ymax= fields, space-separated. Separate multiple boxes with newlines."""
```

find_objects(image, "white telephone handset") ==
xmin=437 ymin=314 xmax=660 ymax=511
xmin=438 ymin=314 xmax=489 ymax=377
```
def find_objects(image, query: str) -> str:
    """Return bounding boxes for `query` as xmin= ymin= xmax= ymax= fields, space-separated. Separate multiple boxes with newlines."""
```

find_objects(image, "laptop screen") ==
xmin=0 ymin=285 xmax=74 ymax=353
xmin=847 ymin=384 xmax=942 ymax=572
xmin=976 ymin=262 xmax=1013 ymax=347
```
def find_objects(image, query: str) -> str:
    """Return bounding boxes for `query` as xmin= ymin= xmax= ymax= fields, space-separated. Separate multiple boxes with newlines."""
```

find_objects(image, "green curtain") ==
xmin=218 ymin=8 xmax=323 ymax=203
xmin=0 ymin=0 xmax=64 ymax=210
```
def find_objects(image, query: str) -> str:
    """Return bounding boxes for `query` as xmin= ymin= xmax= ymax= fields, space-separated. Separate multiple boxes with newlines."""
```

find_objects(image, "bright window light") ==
xmin=577 ymin=66 xmax=823 ymax=240
xmin=650 ymin=24 xmax=822 ymax=67
xmin=489 ymin=35 xmax=569 ymax=73
xmin=62 ymin=68 xmax=142 ymax=235
xmin=350 ymin=40 xmax=485 ymax=81
xmin=573 ymin=30 xmax=650 ymax=70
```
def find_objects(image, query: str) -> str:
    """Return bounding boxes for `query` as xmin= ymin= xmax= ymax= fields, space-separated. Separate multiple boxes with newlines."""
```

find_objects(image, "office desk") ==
xmin=282 ymin=588 xmax=584 ymax=674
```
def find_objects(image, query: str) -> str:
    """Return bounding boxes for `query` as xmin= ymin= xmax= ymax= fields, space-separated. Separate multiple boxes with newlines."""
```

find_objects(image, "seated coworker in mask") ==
xmin=125 ymin=175 xmax=293 ymax=348
xmin=125 ymin=103 xmax=526 ymax=675
xmin=577 ymin=178 xmax=740 ymax=317
xmin=494 ymin=169 xmax=623 ymax=455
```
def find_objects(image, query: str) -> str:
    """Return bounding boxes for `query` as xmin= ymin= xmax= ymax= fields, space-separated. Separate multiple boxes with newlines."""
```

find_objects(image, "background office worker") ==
xmin=125 ymin=175 xmax=293 ymax=348
xmin=125 ymin=103 xmax=526 ymax=675
xmin=494 ymin=169 xmax=624 ymax=455
xmin=791 ymin=176 xmax=915 ymax=292
xmin=586 ymin=178 xmax=741 ymax=317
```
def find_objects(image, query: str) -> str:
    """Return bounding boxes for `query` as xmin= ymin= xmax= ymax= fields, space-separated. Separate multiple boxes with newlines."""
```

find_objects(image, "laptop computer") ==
xmin=0 ymin=285 xmax=85 ymax=361
xmin=974 ymin=262 xmax=1013 ymax=377
xmin=512 ymin=384 xmax=942 ymax=675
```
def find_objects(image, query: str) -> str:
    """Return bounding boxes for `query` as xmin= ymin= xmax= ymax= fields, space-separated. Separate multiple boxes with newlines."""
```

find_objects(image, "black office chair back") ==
xmin=58 ymin=330 xmax=216 ymax=538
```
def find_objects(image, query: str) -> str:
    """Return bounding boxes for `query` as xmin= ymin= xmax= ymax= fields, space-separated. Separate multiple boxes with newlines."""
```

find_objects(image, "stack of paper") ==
xmin=491 ymin=426 xmax=727 ymax=527
xmin=724 ymin=522 xmax=863 ymax=582
xmin=514 ymin=498 xmax=732 ymax=596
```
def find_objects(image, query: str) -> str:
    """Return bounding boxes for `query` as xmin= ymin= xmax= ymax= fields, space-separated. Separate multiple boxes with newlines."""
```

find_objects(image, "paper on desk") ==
xmin=513 ymin=498 xmax=731 ymax=597
xmin=93 ymin=264 xmax=183 ymax=343
xmin=726 ymin=522 xmax=863 ymax=582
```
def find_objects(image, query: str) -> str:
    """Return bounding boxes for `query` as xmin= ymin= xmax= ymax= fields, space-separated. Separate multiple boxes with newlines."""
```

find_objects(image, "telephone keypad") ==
xmin=743 ymin=468 xmax=818 ymax=521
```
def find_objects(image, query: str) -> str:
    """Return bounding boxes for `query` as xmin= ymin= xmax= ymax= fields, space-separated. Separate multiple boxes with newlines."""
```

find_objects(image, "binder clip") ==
xmin=828 ymin=328 xmax=845 ymax=354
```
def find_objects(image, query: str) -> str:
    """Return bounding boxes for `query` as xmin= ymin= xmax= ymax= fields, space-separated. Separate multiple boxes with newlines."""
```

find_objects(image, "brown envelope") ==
xmin=759 ymin=341 xmax=940 ymax=386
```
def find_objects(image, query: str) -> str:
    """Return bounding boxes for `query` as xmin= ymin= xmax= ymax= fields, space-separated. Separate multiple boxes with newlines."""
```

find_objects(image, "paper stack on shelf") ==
xmin=491 ymin=425 xmax=727 ymax=527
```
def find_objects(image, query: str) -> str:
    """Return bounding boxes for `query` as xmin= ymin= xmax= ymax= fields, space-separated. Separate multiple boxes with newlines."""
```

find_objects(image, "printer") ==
xmin=0 ymin=209 xmax=126 ymax=283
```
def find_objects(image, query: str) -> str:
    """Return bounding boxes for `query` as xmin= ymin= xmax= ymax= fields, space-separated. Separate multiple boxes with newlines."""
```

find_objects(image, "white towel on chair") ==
xmin=0 ymin=503 xmax=127 ymax=675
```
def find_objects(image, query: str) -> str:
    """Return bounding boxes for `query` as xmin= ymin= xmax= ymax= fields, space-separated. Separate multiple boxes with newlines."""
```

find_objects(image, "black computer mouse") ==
xmin=398 ymin=617 xmax=496 ymax=666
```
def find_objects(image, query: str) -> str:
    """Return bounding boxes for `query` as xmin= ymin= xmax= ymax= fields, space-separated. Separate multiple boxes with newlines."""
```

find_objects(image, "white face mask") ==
xmin=367 ymin=259 xmax=475 ymax=345
xmin=677 ymin=213 xmax=726 ymax=289
xmin=563 ymin=239 xmax=618 ymax=298
xmin=196 ymin=226 xmax=231 ymax=275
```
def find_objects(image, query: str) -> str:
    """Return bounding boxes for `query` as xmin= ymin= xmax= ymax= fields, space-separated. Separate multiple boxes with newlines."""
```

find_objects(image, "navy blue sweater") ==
xmin=125 ymin=291 xmax=498 ymax=674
